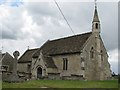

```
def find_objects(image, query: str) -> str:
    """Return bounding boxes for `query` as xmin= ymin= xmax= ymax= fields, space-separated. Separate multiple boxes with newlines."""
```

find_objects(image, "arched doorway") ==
xmin=37 ymin=67 xmax=42 ymax=79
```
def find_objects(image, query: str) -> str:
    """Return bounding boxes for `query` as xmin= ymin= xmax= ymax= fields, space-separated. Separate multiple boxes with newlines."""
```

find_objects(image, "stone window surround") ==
xmin=63 ymin=58 xmax=68 ymax=70
xmin=90 ymin=47 xmax=94 ymax=59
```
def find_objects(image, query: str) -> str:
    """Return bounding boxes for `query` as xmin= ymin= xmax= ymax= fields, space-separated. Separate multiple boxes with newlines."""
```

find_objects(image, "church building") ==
xmin=18 ymin=3 xmax=112 ymax=80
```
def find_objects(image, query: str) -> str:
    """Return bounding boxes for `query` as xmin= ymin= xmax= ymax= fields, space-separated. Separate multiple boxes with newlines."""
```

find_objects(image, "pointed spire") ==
xmin=93 ymin=0 xmax=99 ymax=22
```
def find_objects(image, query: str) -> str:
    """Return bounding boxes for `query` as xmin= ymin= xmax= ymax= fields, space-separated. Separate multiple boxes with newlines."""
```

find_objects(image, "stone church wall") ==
xmin=81 ymin=34 xmax=111 ymax=80
xmin=61 ymin=75 xmax=84 ymax=80
xmin=52 ymin=54 xmax=84 ymax=77
xmin=80 ymin=34 xmax=98 ymax=80
xmin=31 ymin=57 xmax=47 ymax=79
xmin=2 ymin=72 xmax=12 ymax=81
xmin=47 ymin=73 xmax=60 ymax=80
xmin=18 ymin=63 xmax=30 ymax=73
xmin=18 ymin=62 xmax=32 ymax=80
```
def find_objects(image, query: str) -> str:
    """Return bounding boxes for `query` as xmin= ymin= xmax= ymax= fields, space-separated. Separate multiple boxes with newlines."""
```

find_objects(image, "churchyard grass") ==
xmin=2 ymin=79 xmax=118 ymax=88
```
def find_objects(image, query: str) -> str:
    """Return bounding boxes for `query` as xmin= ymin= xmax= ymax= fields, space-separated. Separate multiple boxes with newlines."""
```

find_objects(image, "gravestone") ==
xmin=4 ymin=51 xmax=24 ymax=82
xmin=13 ymin=51 xmax=19 ymax=76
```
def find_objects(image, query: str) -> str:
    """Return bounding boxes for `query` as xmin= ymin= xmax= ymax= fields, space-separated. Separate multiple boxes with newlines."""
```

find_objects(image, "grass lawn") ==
xmin=2 ymin=80 xmax=118 ymax=88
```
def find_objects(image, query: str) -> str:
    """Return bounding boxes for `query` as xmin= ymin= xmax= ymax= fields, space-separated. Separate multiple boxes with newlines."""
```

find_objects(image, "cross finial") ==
xmin=95 ymin=0 xmax=97 ymax=9
xmin=28 ymin=46 xmax=29 ymax=50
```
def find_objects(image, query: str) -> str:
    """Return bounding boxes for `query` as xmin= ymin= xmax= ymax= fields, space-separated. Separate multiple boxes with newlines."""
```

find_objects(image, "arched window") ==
xmin=95 ymin=23 xmax=98 ymax=29
xmin=63 ymin=58 xmax=68 ymax=70
xmin=90 ymin=47 xmax=94 ymax=58
xmin=101 ymin=50 xmax=103 ymax=61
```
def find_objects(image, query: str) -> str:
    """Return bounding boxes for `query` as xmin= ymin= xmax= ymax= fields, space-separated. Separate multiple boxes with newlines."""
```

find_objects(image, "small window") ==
xmin=81 ymin=67 xmax=85 ymax=70
xmin=63 ymin=58 xmax=68 ymax=70
xmin=90 ymin=47 xmax=94 ymax=58
xmin=95 ymin=23 xmax=98 ymax=29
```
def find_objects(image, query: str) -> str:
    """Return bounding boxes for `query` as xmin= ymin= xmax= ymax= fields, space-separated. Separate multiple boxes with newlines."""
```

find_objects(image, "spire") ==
xmin=92 ymin=0 xmax=100 ymax=33
xmin=93 ymin=0 xmax=99 ymax=22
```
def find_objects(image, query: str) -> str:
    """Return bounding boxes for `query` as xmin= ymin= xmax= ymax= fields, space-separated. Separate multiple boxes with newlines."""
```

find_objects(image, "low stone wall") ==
xmin=18 ymin=72 xmax=31 ymax=80
xmin=2 ymin=72 xmax=12 ymax=81
xmin=47 ymin=73 xmax=84 ymax=80
xmin=18 ymin=72 xmax=85 ymax=81
xmin=61 ymin=74 xmax=84 ymax=80
xmin=47 ymin=73 xmax=60 ymax=80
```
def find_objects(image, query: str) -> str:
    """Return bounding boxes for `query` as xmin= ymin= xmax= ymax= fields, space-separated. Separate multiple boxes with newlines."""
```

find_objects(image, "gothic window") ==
xmin=81 ymin=57 xmax=85 ymax=67
xmin=90 ymin=47 xmax=94 ymax=58
xmin=101 ymin=50 xmax=103 ymax=61
xmin=63 ymin=58 xmax=68 ymax=70
xmin=95 ymin=23 xmax=98 ymax=29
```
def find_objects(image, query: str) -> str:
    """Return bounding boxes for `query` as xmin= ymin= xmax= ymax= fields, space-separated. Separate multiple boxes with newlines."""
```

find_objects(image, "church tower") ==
xmin=92 ymin=0 xmax=100 ymax=34
xmin=92 ymin=0 xmax=102 ymax=80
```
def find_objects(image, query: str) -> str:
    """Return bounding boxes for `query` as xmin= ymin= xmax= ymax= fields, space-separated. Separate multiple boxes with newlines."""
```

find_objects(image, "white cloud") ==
xmin=1 ymin=38 xmax=37 ymax=56
xmin=0 ymin=5 xmax=24 ymax=39
xmin=108 ymin=49 xmax=118 ymax=62
xmin=23 ymin=0 xmax=119 ymax=2
xmin=21 ymin=10 xmax=42 ymax=38
xmin=0 ymin=5 xmax=10 ymax=18
xmin=108 ymin=49 xmax=118 ymax=74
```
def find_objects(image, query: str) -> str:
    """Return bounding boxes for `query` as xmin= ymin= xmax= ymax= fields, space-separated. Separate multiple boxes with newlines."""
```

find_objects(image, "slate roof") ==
xmin=2 ymin=52 xmax=14 ymax=72
xmin=18 ymin=48 xmax=38 ymax=63
xmin=33 ymin=32 xmax=92 ymax=57
xmin=43 ymin=56 xmax=57 ymax=68
xmin=19 ymin=32 xmax=92 ymax=68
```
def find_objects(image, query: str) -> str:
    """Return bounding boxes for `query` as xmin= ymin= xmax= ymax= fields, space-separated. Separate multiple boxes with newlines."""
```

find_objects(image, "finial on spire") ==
xmin=27 ymin=46 xmax=29 ymax=50
xmin=95 ymin=0 xmax=97 ymax=9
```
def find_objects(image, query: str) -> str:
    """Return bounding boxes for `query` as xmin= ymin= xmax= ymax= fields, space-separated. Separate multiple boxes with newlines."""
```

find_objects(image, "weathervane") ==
xmin=95 ymin=0 xmax=97 ymax=9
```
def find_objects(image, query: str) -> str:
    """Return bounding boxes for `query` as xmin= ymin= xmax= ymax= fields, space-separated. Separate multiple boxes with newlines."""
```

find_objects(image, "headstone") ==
xmin=13 ymin=51 xmax=19 ymax=76
xmin=4 ymin=51 xmax=24 ymax=83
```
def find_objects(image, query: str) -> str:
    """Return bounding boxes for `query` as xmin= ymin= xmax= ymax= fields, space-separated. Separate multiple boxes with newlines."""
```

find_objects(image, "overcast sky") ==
xmin=0 ymin=0 xmax=118 ymax=74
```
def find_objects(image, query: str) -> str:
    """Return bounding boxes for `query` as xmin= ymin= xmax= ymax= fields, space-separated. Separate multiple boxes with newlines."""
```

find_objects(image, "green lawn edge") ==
xmin=2 ymin=80 xmax=118 ymax=88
